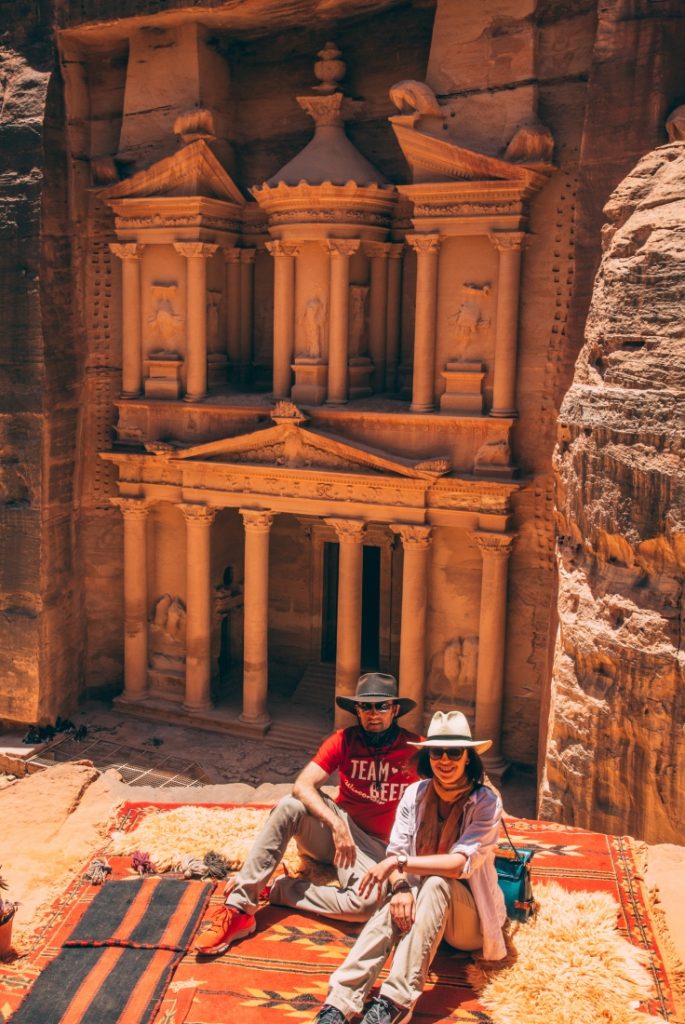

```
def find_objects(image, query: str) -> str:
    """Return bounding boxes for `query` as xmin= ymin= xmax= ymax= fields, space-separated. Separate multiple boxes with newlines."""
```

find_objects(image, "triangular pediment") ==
xmin=390 ymin=119 xmax=550 ymax=188
xmin=99 ymin=140 xmax=245 ymax=205
xmin=168 ymin=421 xmax=451 ymax=479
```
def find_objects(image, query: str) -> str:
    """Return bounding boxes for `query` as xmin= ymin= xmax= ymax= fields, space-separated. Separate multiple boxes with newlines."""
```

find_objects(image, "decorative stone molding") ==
xmin=363 ymin=241 xmax=392 ymax=259
xmin=178 ymin=503 xmax=217 ymax=524
xmin=265 ymin=240 xmax=302 ymax=259
xmin=109 ymin=242 xmax=144 ymax=261
xmin=223 ymin=247 xmax=242 ymax=264
xmin=240 ymin=248 xmax=257 ymax=264
xmin=406 ymin=233 xmax=442 ymax=255
xmin=325 ymin=518 xmax=366 ymax=542
xmin=470 ymin=531 xmax=515 ymax=557
xmin=488 ymin=230 xmax=530 ymax=252
xmin=388 ymin=242 xmax=405 ymax=259
xmin=391 ymin=524 xmax=433 ymax=547
xmin=326 ymin=239 xmax=361 ymax=257
xmin=240 ymin=508 xmax=275 ymax=532
xmin=111 ymin=497 xmax=152 ymax=519
xmin=173 ymin=242 xmax=220 ymax=260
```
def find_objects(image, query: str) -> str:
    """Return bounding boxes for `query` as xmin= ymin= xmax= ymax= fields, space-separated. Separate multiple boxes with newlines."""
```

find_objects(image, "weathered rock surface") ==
xmin=540 ymin=142 xmax=685 ymax=844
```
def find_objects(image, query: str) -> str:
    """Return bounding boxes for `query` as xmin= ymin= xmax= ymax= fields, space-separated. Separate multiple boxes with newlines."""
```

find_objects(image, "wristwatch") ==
xmin=395 ymin=851 xmax=408 ymax=873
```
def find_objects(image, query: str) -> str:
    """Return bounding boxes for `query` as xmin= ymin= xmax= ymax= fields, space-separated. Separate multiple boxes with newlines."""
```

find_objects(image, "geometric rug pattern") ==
xmin=0 ymin=803 xmax=681 ymax=1024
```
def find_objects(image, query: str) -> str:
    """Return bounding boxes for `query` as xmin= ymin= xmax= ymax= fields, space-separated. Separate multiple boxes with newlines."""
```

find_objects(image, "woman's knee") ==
xmin=417 ymin=875 xmax=452 ymax=910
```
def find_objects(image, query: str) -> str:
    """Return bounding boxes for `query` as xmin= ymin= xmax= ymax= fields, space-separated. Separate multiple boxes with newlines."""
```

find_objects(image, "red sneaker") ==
xmin=194 ymin=905 xmax=256 ymax=955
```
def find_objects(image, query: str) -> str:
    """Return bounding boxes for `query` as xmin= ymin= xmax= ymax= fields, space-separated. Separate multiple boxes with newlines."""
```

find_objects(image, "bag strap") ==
xmin=500 ymin=815 xmax=524 ymax=863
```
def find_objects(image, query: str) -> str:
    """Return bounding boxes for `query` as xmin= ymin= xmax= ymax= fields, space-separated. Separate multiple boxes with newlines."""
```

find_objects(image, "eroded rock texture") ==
xmin=541 ymin=142 xmax=685 ymax=844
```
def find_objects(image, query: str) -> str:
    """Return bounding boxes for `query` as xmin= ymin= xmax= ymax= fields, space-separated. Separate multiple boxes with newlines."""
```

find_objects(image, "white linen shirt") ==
xmin=386 ymin=779 xmax=507 ymax=960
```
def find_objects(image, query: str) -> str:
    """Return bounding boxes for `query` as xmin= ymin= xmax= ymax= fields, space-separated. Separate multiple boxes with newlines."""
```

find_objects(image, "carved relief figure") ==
xmin=299 ymin=296 xmax=325 ymax=359
xmin=207 ymin=290 xmax=222 ymax=350
xmin=389 ymin=79 xmax=442 ymax=116
xmin=149 ymin=594 xmax=186 ymax=671
xmin=427 ymin=636 xmax=478 ymax=706
xmin=148 ymin=284 xmax=183 ymax=355
xmin=448 ymin=283 xmax=490 ymax=358
xmin=474 ymin=437 xmax=511 ymax=468
xmin=348 ymin=285 xmax=369 ymax=359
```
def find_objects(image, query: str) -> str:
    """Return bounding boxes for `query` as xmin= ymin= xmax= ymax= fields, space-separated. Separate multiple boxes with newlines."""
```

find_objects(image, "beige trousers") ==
xmin=327 ymin=875 xmax=482 ymax=1016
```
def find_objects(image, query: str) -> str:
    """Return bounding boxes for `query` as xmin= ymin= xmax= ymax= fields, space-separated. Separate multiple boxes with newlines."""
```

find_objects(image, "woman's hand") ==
xmin=389 ymin=890 xmax=415 ymax=933
xmin=358 ymin=856 xmax=399 ymax=899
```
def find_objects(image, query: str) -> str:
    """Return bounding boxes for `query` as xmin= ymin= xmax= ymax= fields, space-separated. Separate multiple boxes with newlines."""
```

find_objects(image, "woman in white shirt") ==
xmin=312 ymin=711 xmax=507 ymax=1024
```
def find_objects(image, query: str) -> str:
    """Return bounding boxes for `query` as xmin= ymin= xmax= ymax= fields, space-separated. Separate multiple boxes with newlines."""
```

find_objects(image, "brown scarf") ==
xmin=416 ymin=778 xmax=474 ymax=856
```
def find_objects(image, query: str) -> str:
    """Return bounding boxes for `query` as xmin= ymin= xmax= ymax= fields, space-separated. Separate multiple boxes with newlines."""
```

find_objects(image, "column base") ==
xmin=410 ymin=402 xmax=435 ymax=414
xmin=120 ymin=390 xmax=143 ymax=400
xmin=183 ymin=700 xmax=214 ymax=714
xmin=184 ymin=392 xmax=207 ymax=403
xmin=490 ymin=408 xmax=518 ymax=418
xmin=482 ymin=751 xmax=511 ymax=782
xmin=115 ymin=690 xmax=149 ymax=705
xmin=325 ymin=397 xmax=348 ymax=407
xmin=239 ymin=710 xmax=272 ymax=729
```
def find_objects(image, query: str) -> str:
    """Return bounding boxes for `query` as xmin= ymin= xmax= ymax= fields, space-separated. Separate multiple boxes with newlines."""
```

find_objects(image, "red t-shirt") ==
xmin=313 ymin=726 xmax=421 ymax=841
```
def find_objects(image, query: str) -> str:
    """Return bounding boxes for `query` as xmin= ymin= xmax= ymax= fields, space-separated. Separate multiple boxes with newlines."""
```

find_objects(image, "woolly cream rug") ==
xmin=0 ymin=804 xmax=682 ymax=1024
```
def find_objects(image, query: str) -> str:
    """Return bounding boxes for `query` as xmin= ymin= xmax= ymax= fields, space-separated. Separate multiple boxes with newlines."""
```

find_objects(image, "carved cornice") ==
xmin=265 ymin=240 xmax=302 ymax=259
xmin=109 ymin=242 xmax=144 ymax=261
xmin=179 ymin=503 xmax=217 ymax=524
xmin=488 ymin=231 xmax=531 ymax=253
xmin=326 ymin=239 xmax=361 ymax=257
xmin=174 ymin=242 xmax=220 ymax=260
xmin=240 ymin=508 xmax=275 ymax=532
xmin=110 ymin=497 xmax=152 ymax=519
xmin=324 ymin=517 xmax=366 ymax=542
xmin=252 ymin=181 xmax=397 ymax=229
xmin=405 ymin=233 xmax=442 ymax=256
xmin=470 ymin=531 xmax=515 ymax=557
xmin=390 ymin=524 xmax=432 ymax=548
xmin=363 ymin=241 xmax=392 ymax=260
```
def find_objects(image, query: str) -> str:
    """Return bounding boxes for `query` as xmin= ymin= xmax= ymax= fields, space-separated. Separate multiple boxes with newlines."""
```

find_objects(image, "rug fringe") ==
xmin=644 ymin=874 xmax=685 ymax=1024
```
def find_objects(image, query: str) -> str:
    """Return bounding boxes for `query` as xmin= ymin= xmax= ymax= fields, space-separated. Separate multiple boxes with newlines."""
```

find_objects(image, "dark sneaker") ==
xmin=194 ymin=905 xmax=256 ymax=955
xmin=312 ymin=1006 xmax=348 ymax=1024
xmin=361 ymin=996 xmax=412 ymax=1024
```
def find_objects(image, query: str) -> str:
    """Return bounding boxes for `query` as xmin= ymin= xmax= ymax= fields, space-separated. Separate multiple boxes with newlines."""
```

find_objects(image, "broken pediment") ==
xmin=98 ymin=139 xmax=245 ymax=205
xmin=168 ymin=415 xmax=451 ymax=480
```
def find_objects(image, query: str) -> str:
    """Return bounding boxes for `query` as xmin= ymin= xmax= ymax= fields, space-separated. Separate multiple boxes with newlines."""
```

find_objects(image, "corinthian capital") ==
xmin=240 ymin=508 xmax=275 ymax=532
xmin=470 ymin=531 xmax=515 ymax=557
xmin=363 ymin=241 xmax=392 ymax=260
xmin=406 ymin=234 xmax=442 ymax=256
xmin=240 ymin=248 xmax=257 ymax=264
xmin=223 ymin=247 xmax=242 ymax=264
xmin=488 ymin=231 xmax=531 ymax=253
xmin=325 ymin=518 xmax=366 ymax=542
xmin=326 ymin=239 xmax=361 ymax=258
xmin=110 ymin=497 xmax=152 ymax=519
xmin=179 ymin=503 xmax=217 ymax=524
xmin=109 ymin=242 xmax=144 ymax=261
xmin=390 ymin=524 xmax=432 ymax=548
xmin=265 ymin=240 xmax=302 ymax=259
xmin=173 ymin=242 xmax=219 ymax=260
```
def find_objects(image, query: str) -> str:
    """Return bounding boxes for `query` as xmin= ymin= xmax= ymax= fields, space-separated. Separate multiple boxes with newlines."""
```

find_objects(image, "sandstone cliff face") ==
xmin=540 ymin=142 xmax=685 ymax=845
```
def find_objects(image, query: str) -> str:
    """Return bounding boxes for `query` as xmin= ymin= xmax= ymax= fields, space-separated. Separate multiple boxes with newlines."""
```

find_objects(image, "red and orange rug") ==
xmin=0 ymin=804 xmax=681 ymax=1024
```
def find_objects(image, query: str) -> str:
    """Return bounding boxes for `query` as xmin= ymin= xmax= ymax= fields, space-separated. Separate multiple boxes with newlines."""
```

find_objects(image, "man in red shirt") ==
xmin=195 ymin=673 xmax=420 ymax=955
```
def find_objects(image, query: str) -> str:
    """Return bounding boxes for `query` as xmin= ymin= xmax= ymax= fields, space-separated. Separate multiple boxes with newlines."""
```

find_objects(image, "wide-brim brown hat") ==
xmin=408 ymin=710 xmax=492 ymax=755
xmin=336 ymin=672 xmax=416 ymax=717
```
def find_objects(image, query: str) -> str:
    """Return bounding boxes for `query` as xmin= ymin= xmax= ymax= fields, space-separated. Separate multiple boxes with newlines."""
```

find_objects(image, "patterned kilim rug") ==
xmin=0 ymin=804 xmax=682 ymax=1024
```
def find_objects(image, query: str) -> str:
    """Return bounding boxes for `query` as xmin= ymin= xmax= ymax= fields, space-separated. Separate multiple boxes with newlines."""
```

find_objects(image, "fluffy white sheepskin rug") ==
xmin=110 ymin=805 xmax=329 ymax=879
xmin=468 ymin=882 xmax=667 ymax=1024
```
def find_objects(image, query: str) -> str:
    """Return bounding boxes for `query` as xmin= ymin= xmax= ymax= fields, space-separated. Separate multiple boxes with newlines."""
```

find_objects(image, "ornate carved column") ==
xmin=174 ymin=242 xmax=218 ymax=402
xmin=471 ymin=531 xmax=515 ymax=774
xmin=326 ymin=239 xmax=360 ymax=405
xmin=239 ymin=248 xmax=256 ymax=388
xmin=111 ymin=497 xmax=152 ymax=702
xmin=180 ymin=503 xmax=217 ymax=713
xmin=391 ymin=524 xmax=433 ymax=733
xmin=223 ymin=247 xmax=242 ymax=373
xmin=240 ymin=509 xmax=275 ymax=727
xmin=265 ymin=241 xmax=301 ymax=399
xmin=365 ymin=241 xmax=391 ymax=392
xmin=406 ymin=235 xmax=442 ymax=412
xmin=488 ymin=232 xmax=528 ymax=417
xmin=109 ymin=243 xmax=145 ymax=397
xmin=385 ymin=243 xmax=404 ymax=393
xmin=326 ymin=518 xmax=366 ymax=727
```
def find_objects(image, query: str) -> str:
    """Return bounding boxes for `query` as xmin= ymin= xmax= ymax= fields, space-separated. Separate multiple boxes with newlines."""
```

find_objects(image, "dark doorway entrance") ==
xmin=320 ymin=542 xmax=381 ymax=669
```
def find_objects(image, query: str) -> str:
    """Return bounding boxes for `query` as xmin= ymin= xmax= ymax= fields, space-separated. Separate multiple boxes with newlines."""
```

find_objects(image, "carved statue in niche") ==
xmin=504 ymin=119 xmax=555 ymax=164
xmin=149 ymin=594 xmax=186 ymax=672
xmin=298 ymin=296 xmax=325 ymax=360
xmin=206 ymin=290 xmax=222 ymax=350
xmin=428 ymin=636 xmax=478 ymax=706
xmin=348 ymin=285 xmax=369 ymax=360
xmin=148 ymin=284 xmax=184 ymax=356
xmin=448 ymin=283 xmax=490 ymax=358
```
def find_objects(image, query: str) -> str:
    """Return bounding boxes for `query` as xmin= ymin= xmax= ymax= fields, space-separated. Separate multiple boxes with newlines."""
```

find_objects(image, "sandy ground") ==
xmin=0 ymin=701 xmax=682 ymax=975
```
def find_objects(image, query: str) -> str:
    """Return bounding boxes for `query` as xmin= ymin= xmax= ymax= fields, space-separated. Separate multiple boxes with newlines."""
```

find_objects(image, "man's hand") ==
xmin=389 ymin=890 xmax=415 ymax=933
xmin=358 ymin=856 xmax=398 ymax=899
xmin=331 ymin=819 xmax=357 ymax=868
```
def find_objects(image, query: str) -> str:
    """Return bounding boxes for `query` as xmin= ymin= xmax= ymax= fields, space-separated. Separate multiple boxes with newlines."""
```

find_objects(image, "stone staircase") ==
xmin=291 ymin=662 xmax=336 ymax=708
xmin=264 ymin=664 xmax=335 ymax=750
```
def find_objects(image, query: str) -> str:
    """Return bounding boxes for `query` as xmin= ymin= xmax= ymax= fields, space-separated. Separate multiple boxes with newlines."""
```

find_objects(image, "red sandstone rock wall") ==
xmin=540 ymin=139 xmax=685 ymax=844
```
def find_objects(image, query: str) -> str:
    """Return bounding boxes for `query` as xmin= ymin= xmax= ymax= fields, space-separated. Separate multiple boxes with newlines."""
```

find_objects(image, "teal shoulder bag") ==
xmin=494 ymin=817 xmax=536 ymax=921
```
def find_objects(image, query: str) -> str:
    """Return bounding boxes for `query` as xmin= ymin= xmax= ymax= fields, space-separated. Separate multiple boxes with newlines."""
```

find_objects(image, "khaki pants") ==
xmin=226 ymin=794 xmax=387 ymax=920
xmin=327 ymin=876 xmax=482 ymax=1016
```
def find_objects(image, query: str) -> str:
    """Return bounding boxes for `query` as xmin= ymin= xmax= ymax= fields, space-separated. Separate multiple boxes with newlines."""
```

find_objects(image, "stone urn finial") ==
xmin=313 ymin=42 xmax=346 ymax=94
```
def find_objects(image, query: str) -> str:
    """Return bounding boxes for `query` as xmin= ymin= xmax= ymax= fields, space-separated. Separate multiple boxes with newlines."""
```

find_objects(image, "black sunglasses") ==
xmin=428 ymin=747 xmax=467 ymax=760
xmin=355 ymin=701 xmax=396 ymax=712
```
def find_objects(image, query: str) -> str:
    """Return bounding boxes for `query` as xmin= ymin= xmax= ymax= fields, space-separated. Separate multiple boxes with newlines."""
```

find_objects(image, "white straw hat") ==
xmin=408 ymin=711 xmax=492 ymax=755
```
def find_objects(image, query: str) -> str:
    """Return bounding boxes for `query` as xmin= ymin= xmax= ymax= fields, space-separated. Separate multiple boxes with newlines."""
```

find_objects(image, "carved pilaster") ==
xmin=385 ymin=243 xmax=404 ymax=392
xmin=265 ymin=241 xmax=302 ymax=398
xmin=240 ymin=507 xmax=275 ymax=726
xmin=391 ymin=523 xmax=432 ymax=731
xmin=488 ymin=232 xmax=531 ymax=418
xmin=111 ymin=496 xmax=152 ymax=702
xmin=326 ymin=240 xmax=361 ymax=405
xmin=173 ymin=243 xmax=219 ymax=402
xmin=179 ymin=502 xmax=216 ymax=712
xmin=223 ymin=247 xmax=242 ymax=369
xmin=239 ymin=248 xmax=257 ymax=387
xmin=326 ymin=518 xmax=366 ymax=725
xmin=364 ymin=242 xmax=391 ymax=391
xmin=406 ymin=234 xmax=442 ymax=412
xmin=109 ymin=244 xmax=146 ymax=398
